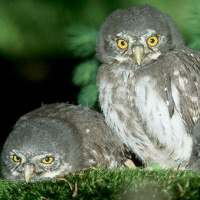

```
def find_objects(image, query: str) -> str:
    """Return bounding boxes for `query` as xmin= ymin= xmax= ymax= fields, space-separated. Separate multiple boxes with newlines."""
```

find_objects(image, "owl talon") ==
xmin=124 ymin=159 xmax=136 ymax=169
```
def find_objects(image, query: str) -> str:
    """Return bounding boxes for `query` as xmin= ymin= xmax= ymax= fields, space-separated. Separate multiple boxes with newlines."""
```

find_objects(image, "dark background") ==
xmin=1 ymin=0 xmax=200 ymax=150
xmin=1 ymin=56 xmax=80 ymax=147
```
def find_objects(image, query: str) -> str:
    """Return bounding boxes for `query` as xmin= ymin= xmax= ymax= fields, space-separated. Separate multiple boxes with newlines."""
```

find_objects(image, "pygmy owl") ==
xmin=1 ymin=103 xmax=128 ymax=183
xmin=97 ymin=5 xmax=200 ymax=170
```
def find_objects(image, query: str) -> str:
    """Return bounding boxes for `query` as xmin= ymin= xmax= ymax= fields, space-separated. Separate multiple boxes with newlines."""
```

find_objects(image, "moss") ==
xmin=0 ymin=168 xmax=199 ymax=200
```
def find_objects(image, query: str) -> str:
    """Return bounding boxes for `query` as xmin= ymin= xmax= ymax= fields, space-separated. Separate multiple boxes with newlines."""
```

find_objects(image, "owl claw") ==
xmin=124 ymin=159 xmax=136 ymax=169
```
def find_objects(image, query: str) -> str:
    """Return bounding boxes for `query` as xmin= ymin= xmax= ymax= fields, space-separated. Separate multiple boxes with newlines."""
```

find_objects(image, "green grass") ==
xmin=0 ymin=168 xmax=199 ymax=200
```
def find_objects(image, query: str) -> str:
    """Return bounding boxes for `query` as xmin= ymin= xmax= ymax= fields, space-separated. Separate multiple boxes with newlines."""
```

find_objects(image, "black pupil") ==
xmin=150 ymin=38 xmax=155 ymax=43
xmin=45 ymin=157 xmax=50 ymax=162
xmin=121 ymin=41 xmax=125 ymax=46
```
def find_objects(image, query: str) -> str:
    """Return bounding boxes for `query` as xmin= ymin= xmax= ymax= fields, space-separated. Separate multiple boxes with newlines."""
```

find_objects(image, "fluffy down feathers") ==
xmin=1 ymin=103 xmax=129 ymax=183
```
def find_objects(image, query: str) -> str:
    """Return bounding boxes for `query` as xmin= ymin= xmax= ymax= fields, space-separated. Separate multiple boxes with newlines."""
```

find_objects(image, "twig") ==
xmin=59 ymin=178 xmax=73 ymax=190
xmin=72 ymin=182 xmax=78 ymax=198
xmin=177 ymin=182 xmax=184 ymax=197
xmin=41 ymin=197 xmax=49 ymax=200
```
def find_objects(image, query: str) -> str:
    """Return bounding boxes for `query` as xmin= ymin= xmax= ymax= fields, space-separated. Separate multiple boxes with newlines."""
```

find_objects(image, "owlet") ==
xmin=97 ymin=5 xmax=200 ymax=170
xmin=1 ymin=103 xmax=129 ymax=183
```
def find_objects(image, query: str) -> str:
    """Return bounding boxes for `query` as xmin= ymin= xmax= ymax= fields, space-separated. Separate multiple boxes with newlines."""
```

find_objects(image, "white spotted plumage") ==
xmin=98 ymin=67 xmax=193 ymax=168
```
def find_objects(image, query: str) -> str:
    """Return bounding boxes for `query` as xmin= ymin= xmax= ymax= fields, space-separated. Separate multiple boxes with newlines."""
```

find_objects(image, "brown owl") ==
xmin=96 ymin=5 xmax=200 ymax=170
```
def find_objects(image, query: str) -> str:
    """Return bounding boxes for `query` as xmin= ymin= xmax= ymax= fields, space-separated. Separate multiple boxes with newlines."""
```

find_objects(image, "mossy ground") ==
xmin=0 ymin=168 xmax=199 ymax=200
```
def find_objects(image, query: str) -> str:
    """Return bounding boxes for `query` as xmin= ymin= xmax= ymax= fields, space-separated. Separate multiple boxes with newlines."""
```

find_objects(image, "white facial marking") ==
xmin=139 ymin=29 xmax=156 ymax=47
xmin=42 ymin=163 xmax=72 ymax=178
xmin=148 ymin=52 xmax=161 ymax=60
xmin=115 ymin=56 xmax=128 ymax=63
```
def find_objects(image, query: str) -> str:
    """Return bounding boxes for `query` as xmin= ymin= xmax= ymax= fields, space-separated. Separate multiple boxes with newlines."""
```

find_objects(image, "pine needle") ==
xmin=65 ymin=25 xmax=98 ymax=58
xmin=72 ymin=59 xmax=98 ymax=86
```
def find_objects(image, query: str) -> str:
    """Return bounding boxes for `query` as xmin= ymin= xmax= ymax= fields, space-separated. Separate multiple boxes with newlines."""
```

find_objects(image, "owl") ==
xmin=96 ymin=5 xmax=200 ymax=170
xmin=1 ymin=103 xmax=129 ymax=183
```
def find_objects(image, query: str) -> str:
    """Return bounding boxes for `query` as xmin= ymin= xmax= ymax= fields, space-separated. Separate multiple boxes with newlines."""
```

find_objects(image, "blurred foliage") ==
xmin=68 ymin=25 xmax=99 ymax=107
xmin=0 ymin=0 xmax=193 ymax=58
xmin=66 ymin=25 xmax=98 ymax=58
xmin=184 ymin=0 xmax=200 ymax=50
xmin=72 ymin=58 xmax=99 ymax=107
xmin=1 ymin=0 xmax=200 ymax=106
xmin=0 ymin=0 xmax=68 ymax=58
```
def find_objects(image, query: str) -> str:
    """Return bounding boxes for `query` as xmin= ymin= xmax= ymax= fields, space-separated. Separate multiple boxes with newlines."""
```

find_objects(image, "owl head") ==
xmin=96 ymin=5 xmax=183 ymax=68
xmin=1 ymin=118 xmax=83 ymax=183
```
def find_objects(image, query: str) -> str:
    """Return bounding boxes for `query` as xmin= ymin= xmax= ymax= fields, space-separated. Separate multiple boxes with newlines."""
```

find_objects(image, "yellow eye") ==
xmin=13 ymin=155 xmax=21 ymax=163
xmin=147 ymin=36 xmax=158 ymax=47
xmin=41 ymin=156 xmax=54 ymax=164
xmin=117 ymin=39 xmax=128 ymax=49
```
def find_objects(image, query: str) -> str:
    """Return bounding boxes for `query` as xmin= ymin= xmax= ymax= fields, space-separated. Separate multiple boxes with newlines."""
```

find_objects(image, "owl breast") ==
xmin=98 ymin=65 xmax=193 ymax=168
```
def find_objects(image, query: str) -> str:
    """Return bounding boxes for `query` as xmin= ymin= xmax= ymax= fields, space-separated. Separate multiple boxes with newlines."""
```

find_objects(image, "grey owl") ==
xmin=1 ymin=103 xmax=128 ymax=183
xmin=97 ymin=5 xmax=200 ymax=169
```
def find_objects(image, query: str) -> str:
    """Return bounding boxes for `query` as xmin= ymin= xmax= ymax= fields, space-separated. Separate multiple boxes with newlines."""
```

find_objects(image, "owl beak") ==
xmin=133 ymin=46 xmax=144 ymax=66
xmin=24 ymin=164 xmax=35 ymax=183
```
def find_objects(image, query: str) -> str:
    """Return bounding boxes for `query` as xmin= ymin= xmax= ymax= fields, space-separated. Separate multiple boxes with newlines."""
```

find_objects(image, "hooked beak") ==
xmin=133 ymin=46 xmax=144 ymax=66
xmin=24 ymin=164 xmax=35 ymax=183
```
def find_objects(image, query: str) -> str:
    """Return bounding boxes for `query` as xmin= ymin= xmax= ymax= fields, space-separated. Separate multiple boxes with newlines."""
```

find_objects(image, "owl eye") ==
xmin=117 ymin=39 xmax=128 ymax=49
xmin=13 ymin=155 xmax=21 ymax=163
xmin=147 ymin=36 xmax=158 ymax=47
xmin=41 ymin=156 xmax=54 ymax=164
